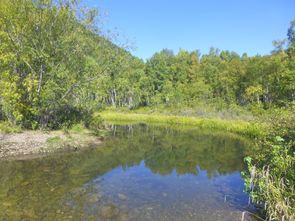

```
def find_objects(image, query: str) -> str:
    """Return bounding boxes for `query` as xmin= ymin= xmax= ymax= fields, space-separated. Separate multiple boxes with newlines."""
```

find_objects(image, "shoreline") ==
xmin=0 ymin=130 xmax=102 ymax=160
xmin=0 ymin=111 xmax=265 ymax=160
xmin=98 ymin=111 xmax=265 ymax=138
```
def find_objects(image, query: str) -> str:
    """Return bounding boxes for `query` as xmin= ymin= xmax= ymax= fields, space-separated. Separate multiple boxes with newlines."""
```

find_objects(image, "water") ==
xmin=0 ymin=124 xmax=258 ymax=221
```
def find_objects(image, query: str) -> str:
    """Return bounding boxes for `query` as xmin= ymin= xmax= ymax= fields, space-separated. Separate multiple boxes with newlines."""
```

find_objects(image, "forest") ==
xmin=0 ymin=0 xmax=294 ymax=129
xmin=0 ymin=0 xmax=294 ymax=220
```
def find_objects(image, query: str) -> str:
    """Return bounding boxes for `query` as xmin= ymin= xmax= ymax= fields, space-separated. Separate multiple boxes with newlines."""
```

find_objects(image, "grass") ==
xmin=46 ymin=136 xmax=62 ymax=144
xmin=112 ymin=102 xmax=255 ymax=121
xmin=0 ymin=121 xmax=22 ymax=133
xmin=98 ymin=111 xmax=266 ymax=138
xmin=45 ymin=123 xmax=102 ymax=150
xmin=66 ymin=123 xmax=88 ymax=134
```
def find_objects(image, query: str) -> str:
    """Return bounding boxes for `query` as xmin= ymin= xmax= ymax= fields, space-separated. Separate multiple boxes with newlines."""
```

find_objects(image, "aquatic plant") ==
xmin=99 ymin=111 xmax=265 ymax=138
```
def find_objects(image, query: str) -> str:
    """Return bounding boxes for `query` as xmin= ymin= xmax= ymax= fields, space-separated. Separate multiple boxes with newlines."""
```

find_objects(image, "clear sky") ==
xmin=83 ymin=0 xmax=295 ymax=60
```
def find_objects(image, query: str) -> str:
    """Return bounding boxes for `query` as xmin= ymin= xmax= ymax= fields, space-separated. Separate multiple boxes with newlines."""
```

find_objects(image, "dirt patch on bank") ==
xmin=0 ymin=130 xmax=102 ymax=160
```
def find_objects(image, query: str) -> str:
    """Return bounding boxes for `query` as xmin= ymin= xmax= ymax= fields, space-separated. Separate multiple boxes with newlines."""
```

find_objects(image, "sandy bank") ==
xmin=0 ymin=130 xmax=101 ymax=160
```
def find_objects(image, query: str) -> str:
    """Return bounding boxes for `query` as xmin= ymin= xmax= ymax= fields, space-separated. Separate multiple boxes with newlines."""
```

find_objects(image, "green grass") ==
xmin=68 ymin=123 xmax=87 ymax=133
xmin=0 ymin=121 xmax=22 ymax=133
xmin=107 ymin=102 xmax=255 ymax=121
xmin=46 ymin=136 xmax=62 ymax=144
xmin=98 ymin=111 xmax=266 ymax=138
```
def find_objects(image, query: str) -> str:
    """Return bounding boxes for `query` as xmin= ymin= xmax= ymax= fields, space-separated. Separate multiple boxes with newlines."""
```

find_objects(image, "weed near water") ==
xmin=98 ymin=111 xmax=265 ymax=138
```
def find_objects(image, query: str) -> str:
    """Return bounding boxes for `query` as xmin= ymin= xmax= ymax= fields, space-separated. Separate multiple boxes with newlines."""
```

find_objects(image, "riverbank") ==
xmin=98 ymin=111 xmax=266 ymax=138
xmin=0 ymin=111 xmax=265 ymax=159
xmin=0 ymin=127 xmax=101 ymax=160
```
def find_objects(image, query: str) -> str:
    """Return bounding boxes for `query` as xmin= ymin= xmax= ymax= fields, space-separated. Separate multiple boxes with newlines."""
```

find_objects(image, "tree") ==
xmin=0 ymin=0 xmax=129 ymax=128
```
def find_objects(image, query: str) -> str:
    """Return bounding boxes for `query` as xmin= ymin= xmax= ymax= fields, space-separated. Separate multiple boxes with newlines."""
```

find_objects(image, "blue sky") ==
xmin=84 ymin=0 xmax=295 ymax=60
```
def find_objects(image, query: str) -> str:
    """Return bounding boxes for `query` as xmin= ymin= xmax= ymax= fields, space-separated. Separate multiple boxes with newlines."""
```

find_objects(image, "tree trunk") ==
xmin=37 ymin=64 xmax=44 ymax=96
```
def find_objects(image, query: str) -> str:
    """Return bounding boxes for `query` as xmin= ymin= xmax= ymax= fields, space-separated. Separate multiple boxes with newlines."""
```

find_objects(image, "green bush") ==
xmin=243 ymin=108 xmax=295 ymax=221
xmin=38 ymin=106 xmax=93 ymax=130
xmin=88 ymin=114 xmax=104 ymax=133
xmin=0 ymin=121 xmax=22 ymax=133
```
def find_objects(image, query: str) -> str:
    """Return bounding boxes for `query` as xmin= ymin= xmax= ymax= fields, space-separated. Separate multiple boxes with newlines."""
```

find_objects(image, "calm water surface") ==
xmin=0 ymin=124 xmax=258 ymax=221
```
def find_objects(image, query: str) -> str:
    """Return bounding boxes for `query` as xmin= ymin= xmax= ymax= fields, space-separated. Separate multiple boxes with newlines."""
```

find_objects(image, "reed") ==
xmin=98 ymin=111 xmax=265 ymax=138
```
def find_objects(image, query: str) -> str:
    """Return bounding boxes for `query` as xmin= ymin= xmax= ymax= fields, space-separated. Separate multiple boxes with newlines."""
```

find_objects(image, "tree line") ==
xmin=0 ymin=0 xmax=294 ymax=129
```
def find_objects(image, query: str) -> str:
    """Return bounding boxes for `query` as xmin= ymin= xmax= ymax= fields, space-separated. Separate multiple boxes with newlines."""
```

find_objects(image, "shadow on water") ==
xmin=0 ymin=124 xmax=259 ymax=220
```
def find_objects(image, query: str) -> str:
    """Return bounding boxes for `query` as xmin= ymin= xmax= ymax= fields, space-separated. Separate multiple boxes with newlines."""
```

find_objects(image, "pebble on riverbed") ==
xmin=118 ymin=193 xmax=127 ymax=201
xmin=119 ymin=213 xmax=130 ymax=221
xmin=100 ymin=204 xmax=119 ymax=218
xmin=87 ymin=195 xmax=99 ymax=203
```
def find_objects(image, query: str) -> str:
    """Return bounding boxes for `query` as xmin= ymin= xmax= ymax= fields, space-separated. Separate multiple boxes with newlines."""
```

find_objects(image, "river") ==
xmin=0 ymin=124 xmax=258 ymax=220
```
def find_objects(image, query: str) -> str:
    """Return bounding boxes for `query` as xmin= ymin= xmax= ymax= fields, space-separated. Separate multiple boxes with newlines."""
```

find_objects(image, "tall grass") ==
xmin=243 ymin=109 xmax=295 ymax=221
xmin=256 ymin=166 xmax=293 ymax=221
xmin=98 ymin=111 xmax=265 ymax=138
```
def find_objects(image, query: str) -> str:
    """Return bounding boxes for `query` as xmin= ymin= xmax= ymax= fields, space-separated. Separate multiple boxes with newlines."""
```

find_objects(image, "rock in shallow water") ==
xmin=100 ymin=204 xmax=119 ymax=218
xmin=119 ymin=213 xmax=130 ymax=221
xmin=118 ymin=193 xmax=127 ymax=201
xmin=87 ymin=195 xmax=99 ymax=203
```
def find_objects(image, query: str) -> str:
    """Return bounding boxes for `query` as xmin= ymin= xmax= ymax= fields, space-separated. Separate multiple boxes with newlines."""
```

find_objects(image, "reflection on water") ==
xmin=0 ymin=124 xmax=258 ymax=220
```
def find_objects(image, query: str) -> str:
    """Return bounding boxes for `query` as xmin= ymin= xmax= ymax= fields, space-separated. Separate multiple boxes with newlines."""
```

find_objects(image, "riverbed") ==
xmin=0 ymin=124 xmax=258 ymax=220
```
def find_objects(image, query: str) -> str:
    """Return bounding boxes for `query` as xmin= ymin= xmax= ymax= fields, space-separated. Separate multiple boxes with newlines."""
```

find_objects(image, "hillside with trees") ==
xmin=1 ymin=1 xmax=295 ymax=130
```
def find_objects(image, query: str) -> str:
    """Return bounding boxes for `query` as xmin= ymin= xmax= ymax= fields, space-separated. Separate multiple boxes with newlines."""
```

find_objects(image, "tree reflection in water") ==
xmin=0 ymin=124 xmax=257 ymax=221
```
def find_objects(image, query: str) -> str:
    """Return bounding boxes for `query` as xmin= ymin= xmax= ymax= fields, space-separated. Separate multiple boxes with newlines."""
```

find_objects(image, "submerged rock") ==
xmin=118 ymin=193 xmax=127 ymax=201
xmin=100 ymin=204 xmax=119 ymax=218
xmin=87 ymin=195 xmax=99 ymax=203
xmin=119 ymin=213 xmax=130 ymax=221
xmin=72 ymin=187 xmax=86 ymax=196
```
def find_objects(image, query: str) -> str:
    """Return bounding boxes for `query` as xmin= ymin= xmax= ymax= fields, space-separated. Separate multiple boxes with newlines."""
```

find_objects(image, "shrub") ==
xmin=88 ymin=114 xmax=104 ymax=134
xmin=244 ymin=108 xmax=295 ymax=221
xmin=38 ymin=106 xmax=93 ymax=130
xmin=0 ymin=121 xmax=22 ymax=133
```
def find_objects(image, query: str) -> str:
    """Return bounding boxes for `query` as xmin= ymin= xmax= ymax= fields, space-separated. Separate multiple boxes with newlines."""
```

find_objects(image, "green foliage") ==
xmin=68 ymin=123 xmax=87 ymax=134
xmin=243 ymin=109 xmax=295 ymax=221
xmin=0 ymin=0 xmax=294 ymax=131
xmin=88 ymin=113 xmax=104 ymax=134
xmin=0 ymin=121 xmax=22 ymax=133
xmin=0 ymin=0 xmax=143 ymax=129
